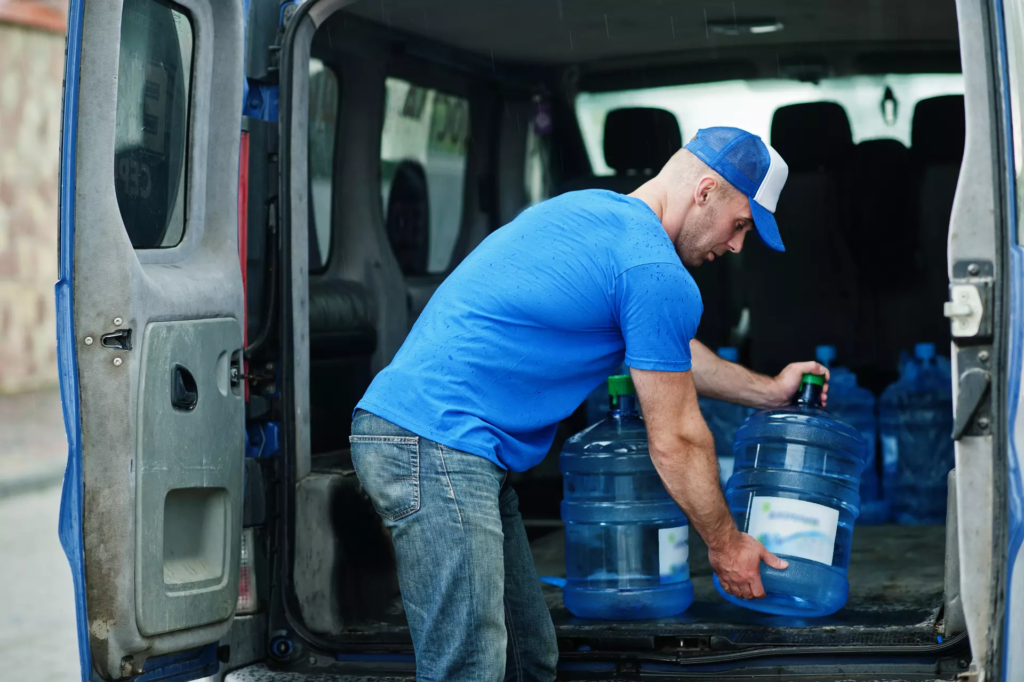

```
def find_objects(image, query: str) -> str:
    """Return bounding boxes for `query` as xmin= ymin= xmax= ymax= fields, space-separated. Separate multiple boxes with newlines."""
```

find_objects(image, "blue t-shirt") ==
xmin=356 ymin=190 xmax=703 ymax=472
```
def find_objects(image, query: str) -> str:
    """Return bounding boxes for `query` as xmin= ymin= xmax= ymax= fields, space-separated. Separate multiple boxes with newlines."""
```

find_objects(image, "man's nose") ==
xmin=727 ymin=229 xmax=748 ymax=253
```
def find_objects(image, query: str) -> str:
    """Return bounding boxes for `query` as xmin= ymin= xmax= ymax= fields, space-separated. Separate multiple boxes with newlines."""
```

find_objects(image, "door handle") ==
xmin=171 ymin=365 xmax=198 ymax=411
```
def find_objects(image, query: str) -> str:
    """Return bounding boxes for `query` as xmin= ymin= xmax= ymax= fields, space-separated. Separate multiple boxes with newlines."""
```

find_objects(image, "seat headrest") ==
xmin=603 ymin=108 xmax=682 ymax=173
xmin=851 ymin=138 xmax=911 ymax=167
xmin=845 ymin=139 xmax=917 ymax=289
xmin=770 ymin=102 xmax=853 ymax=172
xmin=911 ymin=95 xmax=965 ymax=164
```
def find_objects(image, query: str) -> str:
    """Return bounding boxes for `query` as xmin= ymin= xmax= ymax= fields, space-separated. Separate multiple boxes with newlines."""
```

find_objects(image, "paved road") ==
xmin=0 ymin=389 xmax=68 ymax=499
xmin=0 ymin=484 xmax=221 ymax=681
xmin=0 ymin=484 xmax=80 ymax=680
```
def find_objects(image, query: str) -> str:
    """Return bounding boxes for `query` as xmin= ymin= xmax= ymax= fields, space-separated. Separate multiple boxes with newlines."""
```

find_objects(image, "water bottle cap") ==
xmin=717 ymin=347 xmax=739 ymax=362
xmin=801 ymin=373 xmax=826 ymax=387
xmin=815 ymin=345 xmax=837 ymax=366
xmin=607 ymin=374 xmax=635 ymax=397
xmin=915 ymin=343 xmax=936 ymax=360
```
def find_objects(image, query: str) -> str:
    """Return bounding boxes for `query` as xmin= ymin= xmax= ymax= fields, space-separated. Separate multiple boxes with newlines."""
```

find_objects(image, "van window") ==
xmin=380 ymin=77 xmax=469 ymax=276
xmin=576 ymin=74 xmax=964 ymax=175
xmin=114 ymin=0 xmax=193 ymax=249
xmin=309 ymin=58 xmax=339 ymax=271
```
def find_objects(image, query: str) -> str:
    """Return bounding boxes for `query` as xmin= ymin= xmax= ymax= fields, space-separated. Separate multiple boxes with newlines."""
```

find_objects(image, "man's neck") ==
xmin=630 ymin=177 xmax=684 ymax=243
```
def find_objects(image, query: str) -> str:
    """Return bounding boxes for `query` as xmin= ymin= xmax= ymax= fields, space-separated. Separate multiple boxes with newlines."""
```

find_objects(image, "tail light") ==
xmin=237 ymin=527 xmax=257 ymax=614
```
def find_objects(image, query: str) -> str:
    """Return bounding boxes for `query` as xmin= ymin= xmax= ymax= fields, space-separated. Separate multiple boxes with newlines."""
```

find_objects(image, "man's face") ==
xmin=674 ymin=186 xmax=754 ymax=268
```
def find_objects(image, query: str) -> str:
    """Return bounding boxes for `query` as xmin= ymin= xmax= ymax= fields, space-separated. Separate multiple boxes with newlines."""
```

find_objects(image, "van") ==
xmin=56 ymin=0 xmax=1023 ymax=679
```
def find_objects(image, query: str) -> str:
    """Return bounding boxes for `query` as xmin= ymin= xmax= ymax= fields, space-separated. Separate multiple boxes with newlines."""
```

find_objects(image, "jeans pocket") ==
xmin=349 ymin=435 xmax=421 ymax=522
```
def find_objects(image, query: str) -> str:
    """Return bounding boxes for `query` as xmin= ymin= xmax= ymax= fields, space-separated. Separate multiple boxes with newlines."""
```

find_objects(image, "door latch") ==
xmin=945 ymin=261 xmax=993 ymax=339
xmin=100 ymin=328 xmax=132 ymax=351
xmin=944 ymin=285 xmax=985 ymax=338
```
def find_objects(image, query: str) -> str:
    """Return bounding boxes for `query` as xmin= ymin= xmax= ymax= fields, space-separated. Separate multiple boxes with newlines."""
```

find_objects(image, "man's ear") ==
xmin=694 ymin=176 xmax=717 ymax=207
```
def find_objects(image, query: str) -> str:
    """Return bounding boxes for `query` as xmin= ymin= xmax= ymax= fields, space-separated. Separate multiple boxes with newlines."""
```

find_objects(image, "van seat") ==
xmin=558 ymin=107 xmax=681 ymax=196
xmin=309 ymin=279 xmax=376 ymax=356
xmin=308 ymin=279 xmax=377 ymax=453
xmin=911 ymin=94 xmax=965 ymax=355
xmin=743 ymin=101 xmax=862 ymax=375
xmin=845 ymin=138 xmax=917 ymax=380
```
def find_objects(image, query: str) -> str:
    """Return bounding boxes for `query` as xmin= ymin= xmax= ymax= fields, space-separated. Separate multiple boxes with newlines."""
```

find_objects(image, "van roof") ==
xmin=341 ymin=0 xmax=960 ymax=68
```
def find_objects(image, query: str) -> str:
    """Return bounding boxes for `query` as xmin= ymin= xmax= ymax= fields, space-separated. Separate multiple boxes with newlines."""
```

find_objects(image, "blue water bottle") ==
xmin=879 ymin=343 xmax=954 ymax=524
xmin=561 ymin=375 xmax=694 ymax=619
xmin=698 ymin=347 xmax=754 ymax=486
xmin=815 ymin=345 xmax=887 ymax=524
xmin=714 ymin=373 xmax=867 ymax=617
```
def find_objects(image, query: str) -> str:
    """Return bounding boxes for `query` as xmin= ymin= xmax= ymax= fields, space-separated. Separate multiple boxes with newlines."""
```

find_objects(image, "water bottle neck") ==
xmin=610 ymin=393 xmax=639 ymax=417
xmin=796 ymin=382 xmax=824 ymax=409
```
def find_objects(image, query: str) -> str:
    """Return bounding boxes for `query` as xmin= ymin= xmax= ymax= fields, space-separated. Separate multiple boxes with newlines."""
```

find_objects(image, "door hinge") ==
xmin=952 ymin=346 xmax=994 ymax=440
xmin=233 ymin=361 xmax=277 ymax=396
xmin=944 ymin=260 xmax=993 ymax=339
xmin=956 ymin=662 xmax=979 ymax=681
xmin=952 ymin=367 xmax=991 ymax=439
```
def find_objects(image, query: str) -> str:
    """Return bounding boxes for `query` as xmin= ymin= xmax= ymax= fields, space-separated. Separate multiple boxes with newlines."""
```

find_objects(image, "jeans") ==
xmin=350 ymin=410 xmax=558 ymax=682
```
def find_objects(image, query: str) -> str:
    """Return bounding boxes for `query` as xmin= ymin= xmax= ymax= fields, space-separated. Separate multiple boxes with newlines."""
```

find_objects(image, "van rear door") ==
xmin=57 ymin=0 xmax=247 ymax=679
xmin=949 ymin=0 xmax=1021 ymax=679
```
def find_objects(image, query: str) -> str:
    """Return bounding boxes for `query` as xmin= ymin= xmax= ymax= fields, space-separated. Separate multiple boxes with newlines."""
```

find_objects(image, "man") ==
xmin=350 ymin=127 xmax=828 ymax=681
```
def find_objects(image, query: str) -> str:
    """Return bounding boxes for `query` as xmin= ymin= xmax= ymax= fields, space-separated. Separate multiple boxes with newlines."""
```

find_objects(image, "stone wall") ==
xmin=0 ymin=16 xmax=65 ymax=393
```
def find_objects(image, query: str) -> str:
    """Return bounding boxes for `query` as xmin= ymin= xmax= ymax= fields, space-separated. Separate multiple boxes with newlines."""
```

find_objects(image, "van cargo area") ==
xmin=240 ymin=0 xmax=975 ymax=676
xmin=298 ymin=515 xmax=951 ymax=651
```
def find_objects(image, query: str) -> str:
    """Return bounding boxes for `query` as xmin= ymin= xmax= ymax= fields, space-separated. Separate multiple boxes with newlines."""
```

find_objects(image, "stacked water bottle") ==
xmin=557 ymin=343 xmax=954 ymax=620
xmin=820 ymin=342 xmax=954 ymax=525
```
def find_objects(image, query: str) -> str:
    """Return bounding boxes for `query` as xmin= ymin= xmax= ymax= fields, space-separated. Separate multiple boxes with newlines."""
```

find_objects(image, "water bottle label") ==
xmin=882 ymin=435 xmax=899 ymax=474
xmin=747 ymin=496 xmax=839 ymax=566
xmin=658 ymin=526 xmax=690 ymax=584
xmin=718 ymin=456 xmax=735 ymax=486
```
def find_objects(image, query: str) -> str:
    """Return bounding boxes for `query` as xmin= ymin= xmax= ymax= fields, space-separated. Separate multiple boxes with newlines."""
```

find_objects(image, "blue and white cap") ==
xmin=684 ymin=127 xmax=789 ymax=252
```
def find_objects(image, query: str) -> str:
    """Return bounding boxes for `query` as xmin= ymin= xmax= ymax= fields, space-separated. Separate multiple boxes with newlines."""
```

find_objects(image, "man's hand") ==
xmin=709 ymin=529 xmax=789 ymax=599
xmin=764 ymin=361 xmax=830 ymax=409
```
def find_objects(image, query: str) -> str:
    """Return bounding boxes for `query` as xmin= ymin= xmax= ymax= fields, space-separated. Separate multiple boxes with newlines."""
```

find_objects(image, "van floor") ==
xmin=533 ymin=524 xmax=947 ymax=650
xmin=333 ymin=524 xmax=948 ymax=651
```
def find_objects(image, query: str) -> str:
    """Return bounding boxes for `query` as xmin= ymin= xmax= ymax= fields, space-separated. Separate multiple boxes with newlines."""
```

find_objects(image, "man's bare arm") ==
xmin=689 ymin=339 xmax=830 ymax=409
xmin=631 ymin=366 xmax=787 ymax=600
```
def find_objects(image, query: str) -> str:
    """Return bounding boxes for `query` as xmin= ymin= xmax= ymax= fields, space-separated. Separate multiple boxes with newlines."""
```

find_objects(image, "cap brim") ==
xmin=749 ymin=197 xmax=785 ymax=252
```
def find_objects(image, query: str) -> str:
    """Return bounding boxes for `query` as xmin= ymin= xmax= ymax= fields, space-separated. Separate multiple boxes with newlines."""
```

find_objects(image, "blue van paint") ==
xmin=135 ymin=644 xmax=219 ymax=682
xmin=55 ymin=1 xmax=91 ymax=680
xmin=1004 ymin=245 xmax=1023 ymax=679
xmin=994 ymin=0 xmax=1024 ymax=677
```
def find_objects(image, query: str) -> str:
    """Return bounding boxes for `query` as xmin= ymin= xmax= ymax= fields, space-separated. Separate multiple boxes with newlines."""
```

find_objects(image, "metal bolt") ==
xmin=979 ymin=350 xmax=990 ymax=362
xmin=113 ymin=358 xmax=123 ymax=367
xmin=113 ymin=317 xmax=123 ymax=326
xmin=968 ymin=263 xmax=980 ymax=276
xmin=959 ymin=659 xmax=969 ymax=669
xmin=308 ymin=656 xmax=316 ymax=666
xmin=977 ymin=416 xmax=990 ymax=429
xmin=84 ymin=336 xmax=93 ymax=346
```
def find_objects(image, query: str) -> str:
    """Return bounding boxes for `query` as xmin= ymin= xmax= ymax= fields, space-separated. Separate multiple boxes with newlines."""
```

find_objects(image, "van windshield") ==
xmin=576 ymin=74 xmax=963 ymax=174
